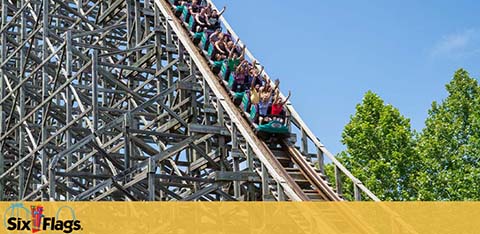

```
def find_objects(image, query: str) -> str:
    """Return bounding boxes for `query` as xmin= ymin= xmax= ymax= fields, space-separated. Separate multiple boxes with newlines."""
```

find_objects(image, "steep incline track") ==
xmin=156 ymin=0 xmax=342 ymax=201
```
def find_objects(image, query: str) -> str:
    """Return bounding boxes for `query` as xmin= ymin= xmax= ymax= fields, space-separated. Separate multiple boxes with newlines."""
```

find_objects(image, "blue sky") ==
xmin=212 ymin=0 xmax=480 ymax=154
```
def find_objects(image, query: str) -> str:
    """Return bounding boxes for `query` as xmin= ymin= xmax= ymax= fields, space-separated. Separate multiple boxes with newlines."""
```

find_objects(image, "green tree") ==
xmin=328 ymin=91 xmax=419 ymax=201
xmin=416 ymin=69 xmax=480 ymax=200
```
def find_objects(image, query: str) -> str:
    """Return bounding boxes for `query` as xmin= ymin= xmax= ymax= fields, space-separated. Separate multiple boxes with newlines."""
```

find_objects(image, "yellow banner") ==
xmin=0 ymin=202 xmax=479 ymax=234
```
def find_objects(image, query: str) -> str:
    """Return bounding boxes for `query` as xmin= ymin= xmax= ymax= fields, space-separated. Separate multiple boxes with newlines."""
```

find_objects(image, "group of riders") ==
xmin=171 ymin=0 xmax=291 ymax=126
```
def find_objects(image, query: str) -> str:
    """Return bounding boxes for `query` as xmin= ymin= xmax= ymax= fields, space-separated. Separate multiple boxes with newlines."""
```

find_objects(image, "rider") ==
xmin=213 ymin=34 xmax=229 ymax=58
xmin=249 ymin=75 xmax=261 ymax=106
xmin=208 ymin=29 xmax=223 ymax=47
xmin=248 ymin=60 xmax=264 ymax=88
xmin=188 ymin=0 xmax=202 ymax=15
xmin=232 ymin=59 xmax=249 ymax=92
xmin=258 ymin=95 xmax=272 ymax=125
xmin=227 ymin=40 xmax=244 ymax=69
xmin=193 ymin=11 xmax=208 ymax=32
xmin=207 ymin=7 xmax=226 ymax=30
xmin=259 ymin=75 xmax=278 ymax=101
xmin=223 ymin=42 xmax=244 ymax=79
xmin=271 ymin=91 xmax=291 ymax=123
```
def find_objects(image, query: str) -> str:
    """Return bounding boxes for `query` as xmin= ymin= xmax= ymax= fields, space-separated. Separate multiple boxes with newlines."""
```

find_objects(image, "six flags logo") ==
xmin=3 ymin=203 xmax=82 ymax=233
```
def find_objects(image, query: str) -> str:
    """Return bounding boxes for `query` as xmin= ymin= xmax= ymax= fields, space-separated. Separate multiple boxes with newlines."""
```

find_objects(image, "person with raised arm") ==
xmin=194 ymin=10 xmax=208 ymax=32
xmin=249 ymin=73 xmax=261 ymax=106
xmin=209 ymin=29 xmax=223 ymax=44
xmin=248 ymin=60 xmax=264 ymax=87
xmin=232 ymin=59 xmax=249 ymax=91
xmin=200 ymin=2 xmax=213 ymax=15
xmin=208 ymin=33 xmax=226 ymax=59
xmin=227 ymin=41 xmax=245 ymax=71
xmin=188 ymin=0 xmax=202 ymax=15
xmin=207 ymin=6 xmax=226 ymax=30
xmin=260 ymin=75 xmax=279 ymax=101
xmin=271 ymin=90 xmax=291 ymax=123
xmin=257 ymin=94 xmax=272 ymax=125
xmin=214 ymin=34 xmax=229 ymax=56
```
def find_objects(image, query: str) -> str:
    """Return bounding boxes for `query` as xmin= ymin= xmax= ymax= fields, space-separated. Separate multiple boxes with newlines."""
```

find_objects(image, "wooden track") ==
xmin=156 ymin=0 xmax=346 ymax=201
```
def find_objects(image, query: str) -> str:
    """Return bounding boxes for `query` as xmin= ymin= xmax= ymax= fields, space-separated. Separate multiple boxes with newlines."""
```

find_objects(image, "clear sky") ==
xmin=212 ymin=0 xmax=480 ymax=154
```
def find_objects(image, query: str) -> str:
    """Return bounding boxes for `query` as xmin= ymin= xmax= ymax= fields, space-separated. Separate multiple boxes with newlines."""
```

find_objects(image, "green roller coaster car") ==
xmin=257 ymin=120 xmax=289 ymax=134
xmin=200 ymin=32 xmax=209 ymax=50
xmin=241 ymin=91 xmax=250 ymax=112
xmin=220 ymin=62 xmax=229 ymax=80
xmin=175 ymin=5 xmax=185 ymax=15
xmin=212 ymin=60 xmax=223 ymax=74
xmin=188 ymin=15 xmax=195 ymax=31
xmin=249 ymin=104 xmax=257 ymax=121
xmin=182 ymin=6 xmax=190 ymax=22
xmin=207 ymin=44 xmax=214 ymax=58
xmin=233 ymin=91 xmax=244 ymax=101
xmin=227 ymin=73 xmax=245 ymax=104
xmin=192 ymin=32 xmax=203 ymax=45
xmin=250 ymin=105 xmax=289 ymax=136
xmin=227 ymin=73 xmax=235 ymax=88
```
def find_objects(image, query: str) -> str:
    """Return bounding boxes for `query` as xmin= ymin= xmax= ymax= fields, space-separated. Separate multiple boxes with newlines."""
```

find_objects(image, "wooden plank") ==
xmin=190 ymin=151 xmax=220 ymax=171
xmin=176 ymin=81 xmax=202 ymax=91
xmin=214 ymin=171 xmax=261 ymax=182
xmin=188 ymin=124 xmax=230 ymax=136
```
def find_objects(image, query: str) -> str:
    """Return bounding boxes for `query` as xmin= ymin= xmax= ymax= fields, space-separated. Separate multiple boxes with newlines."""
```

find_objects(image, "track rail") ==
xmin=284 ymin=142 xmax=342 ymax=201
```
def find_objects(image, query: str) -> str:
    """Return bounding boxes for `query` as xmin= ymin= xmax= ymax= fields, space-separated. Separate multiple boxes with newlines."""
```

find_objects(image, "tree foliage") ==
xmin=331 ymin=91 xmax=419 ymax=201
xmin=328 ymin=69 xmax=480 ymax=200
xmin=416 ymin=69 xmax=480 ymax=200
